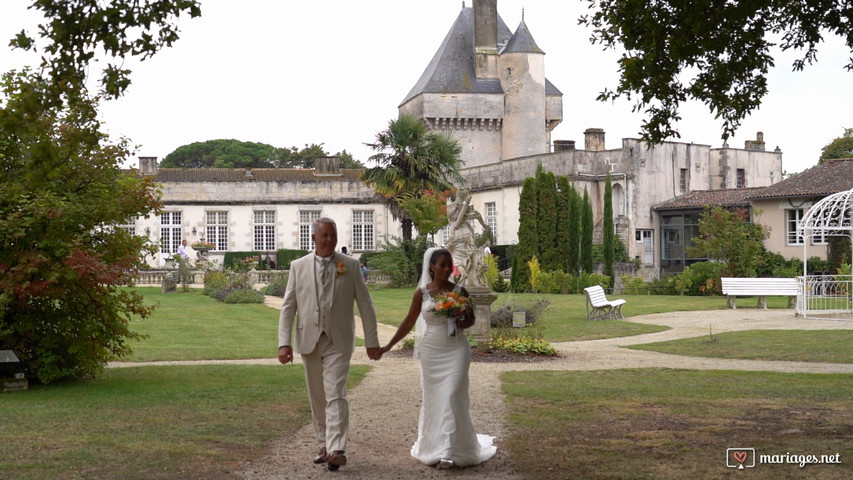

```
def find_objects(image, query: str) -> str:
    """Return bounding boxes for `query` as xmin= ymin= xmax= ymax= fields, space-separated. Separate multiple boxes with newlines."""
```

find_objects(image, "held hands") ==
xmin=366 ymin=347 xmax=382 ymax=361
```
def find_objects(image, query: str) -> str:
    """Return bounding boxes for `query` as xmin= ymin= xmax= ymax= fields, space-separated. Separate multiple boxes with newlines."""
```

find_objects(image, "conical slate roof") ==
xmin=504 ymin=19 xmax=543 ymax=54
xmin=400 ymin=6 xmax=560 ymax=106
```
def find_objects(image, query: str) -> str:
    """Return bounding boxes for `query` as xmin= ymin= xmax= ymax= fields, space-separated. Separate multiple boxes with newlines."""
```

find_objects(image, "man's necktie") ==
xmin=321 ymin=258 xmax=330 ymax=285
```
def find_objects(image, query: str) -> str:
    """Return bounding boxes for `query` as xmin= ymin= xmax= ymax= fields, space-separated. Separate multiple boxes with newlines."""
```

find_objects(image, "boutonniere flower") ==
xmin=336 ymin=262 xmax=347 ymax=276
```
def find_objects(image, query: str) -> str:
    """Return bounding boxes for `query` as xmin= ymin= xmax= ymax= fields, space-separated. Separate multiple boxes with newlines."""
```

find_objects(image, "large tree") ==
xmin=687 ymin=206 xmax=769 ymax=278
xmin=512 ymin=177 xmax=538 ymax=292
xmin=820 ymin=128 xmax=853 ymax=163
xmin=360 ymin=115 xmax=463 ymax=241
xmin=581 ymin=1 xmax=853 ymax=144
xmin=2 ymin=0 xmax=201 ymax=383
xmin=581 ymin=188 xmax=594 ymax=274
xmin=603 ymin=174 xmax=615 ymax=288
xmin=819 ymin=128 xmax=853 ymax=268
xmin=161 ymin=140 xmax=364 ymax=169
xmin=537 ymin=169 xmax=561 ymax=271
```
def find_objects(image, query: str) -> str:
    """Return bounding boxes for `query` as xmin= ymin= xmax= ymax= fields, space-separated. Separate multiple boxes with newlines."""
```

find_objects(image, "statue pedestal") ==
xmin=467 ymin=287 xmax=497 ymax=344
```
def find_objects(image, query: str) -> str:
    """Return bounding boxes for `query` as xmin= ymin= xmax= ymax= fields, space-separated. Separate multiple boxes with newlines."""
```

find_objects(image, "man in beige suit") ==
xmin=278 ymin=217 xmax=381 ymax=472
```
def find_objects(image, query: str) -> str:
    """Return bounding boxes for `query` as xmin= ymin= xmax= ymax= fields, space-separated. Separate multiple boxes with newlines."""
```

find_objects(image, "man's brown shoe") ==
xmin=328 ymin=451 xmax=347 ymax=471
xmin=313 ymin=446 xmax=328 ymax=464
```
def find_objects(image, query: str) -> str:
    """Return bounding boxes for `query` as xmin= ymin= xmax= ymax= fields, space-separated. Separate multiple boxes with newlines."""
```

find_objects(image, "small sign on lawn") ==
xmin=512 ymin=311 xmax=526 ymax=328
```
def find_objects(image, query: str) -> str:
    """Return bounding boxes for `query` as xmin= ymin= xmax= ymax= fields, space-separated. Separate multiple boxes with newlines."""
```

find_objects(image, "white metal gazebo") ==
xmin=797 ymin=187 xmax=853 ymax=319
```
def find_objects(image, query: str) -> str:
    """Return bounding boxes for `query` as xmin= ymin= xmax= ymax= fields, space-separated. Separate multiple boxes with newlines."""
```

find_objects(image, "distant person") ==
xmin=360 ymin=262 xmax=368 ymax=282
xmin=341 ymin=246 xmax=348 ymax=255
xmin=177 ymin=239 xmax=189 ymax=260
xmin=277 ymin=217 xmax=381 ymax=472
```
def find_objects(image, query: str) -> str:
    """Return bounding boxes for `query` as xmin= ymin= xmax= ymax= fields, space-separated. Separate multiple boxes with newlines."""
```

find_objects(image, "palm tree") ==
xmin=360 ymin=115 xmax=464 ymax=240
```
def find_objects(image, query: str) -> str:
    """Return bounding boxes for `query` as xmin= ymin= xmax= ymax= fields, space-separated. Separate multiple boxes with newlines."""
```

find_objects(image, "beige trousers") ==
xmin=302 ymin=332 xmax=350 ymax=452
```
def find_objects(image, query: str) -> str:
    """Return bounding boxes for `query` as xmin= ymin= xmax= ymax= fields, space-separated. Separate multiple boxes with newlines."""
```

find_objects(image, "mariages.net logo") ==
xmin=727 ymin=447 xmax=842 ymax=469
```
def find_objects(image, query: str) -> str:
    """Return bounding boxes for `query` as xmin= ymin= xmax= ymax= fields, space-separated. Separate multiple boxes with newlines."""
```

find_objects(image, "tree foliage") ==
xmin=567 ymin=184 xmax=582 ymax=273
xmin=0 ymin=70 xmax=160 ymax=383
xmin=581 ymin=0 xmax=853 ymax=144
xmin=820 ymin=128 xmax=853 ymax=163
xmin=686 ymin=206 xmax=770 ymax=277
xmin=2 ymin=1 xmax=200 ymax=383
xmin=161 ymin=140 xmax=364 ymax=169
xmin=360 ymin=115 xmax=463 ymax=241
xmin=11 ymin=0 xmax=201 ymax=100
xmin=536 ymin=169 xmax=560 ymax=271
xmin=603 ymin=174 xmax=615 ymax=288
xmin=556 ymin=176 xmax=572 ymax=272
xmin=398 ymin=189 xmax=451 ymax=238
xmin=512 ymin=177 xmax=538 ymax=292
xmin=581 ymin=188 xmax=594 ymax=274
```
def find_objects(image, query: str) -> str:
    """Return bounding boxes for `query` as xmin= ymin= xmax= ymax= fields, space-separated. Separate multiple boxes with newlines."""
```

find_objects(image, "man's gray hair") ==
xmin=312 ymin=216 xmax=337 ymax=234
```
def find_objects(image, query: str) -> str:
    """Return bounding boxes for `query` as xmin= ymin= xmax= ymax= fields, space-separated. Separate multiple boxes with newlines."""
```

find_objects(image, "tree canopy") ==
xmin=820 ymin=128 xmax=853 ymax=163
xmin=2 ymin=0 xmax=200 ymax=383
xmin=581 ymin=0 xmax=853 ymax=144
xmin=161 ymin=140 xmax=364 ymax=169
xmin=360 ymin=114 xmax=464 ymax=241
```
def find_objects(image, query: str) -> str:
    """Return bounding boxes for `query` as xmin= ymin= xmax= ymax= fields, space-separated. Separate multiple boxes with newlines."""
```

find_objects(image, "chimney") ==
xmin=744 ymin=131 xmax=766 ymax=151
xmin=553 ymin=140 xmax=576 ymax=152
xmin=314 ymin=156 xmax=342 ymax=176
xmin=473 ymin=0 xmax=499 ymax=79
xmin=584 ymin=128 xmax=606 ymax=151
xmin=138 ymin=156 xmax=158 ymax=176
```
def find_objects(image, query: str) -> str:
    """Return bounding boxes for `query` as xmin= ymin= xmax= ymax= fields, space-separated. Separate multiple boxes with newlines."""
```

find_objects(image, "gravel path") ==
xmin=113 ymin=295 xmax=853 ymax=479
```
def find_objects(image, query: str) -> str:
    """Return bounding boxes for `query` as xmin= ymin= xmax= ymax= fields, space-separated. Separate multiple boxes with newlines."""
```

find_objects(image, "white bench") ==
xmin=583 ymin=285 xmax=626 ymax=320
xmin=720 ymin=277 xmax=798 ymax=309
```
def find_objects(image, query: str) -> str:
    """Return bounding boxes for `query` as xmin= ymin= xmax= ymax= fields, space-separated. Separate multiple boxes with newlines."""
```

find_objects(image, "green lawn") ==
xmin=126 ymin=287 xmax=278 ymax=361
xmin=3 ymin=287 xmax=847 ymax=479
xmin=503 ymin=369 xmax=853 ymax=479
xmin=1 ymin=364 xmax=369 ymax=480
xmin=628 ymin=330 xmax=853 ymax=363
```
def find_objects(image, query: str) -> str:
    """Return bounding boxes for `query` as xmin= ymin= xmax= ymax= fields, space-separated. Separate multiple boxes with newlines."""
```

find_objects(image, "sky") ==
xmin=1 ymin=0 xmax=851 ymax=175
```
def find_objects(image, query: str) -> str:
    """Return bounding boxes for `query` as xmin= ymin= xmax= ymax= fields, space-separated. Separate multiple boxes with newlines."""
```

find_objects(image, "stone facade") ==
xmin=400 ymin=2 xmax=784 ymax=277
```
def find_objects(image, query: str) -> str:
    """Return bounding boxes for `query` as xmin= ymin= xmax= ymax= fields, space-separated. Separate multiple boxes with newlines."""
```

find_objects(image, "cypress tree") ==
xmin=556 ymin=176 xmax=571 ymax=272
xmin=603 ymin=174 xmax=615 ymax=288
xmin=582 ymin=187 xmax=594 ymax=273
xmin=513 ymin=176 xmax=538 ymax=292
xmin=537 ymin=170 xmax=560 ymax=271
xmin=567 ymin=184 xmax=581 ymax=273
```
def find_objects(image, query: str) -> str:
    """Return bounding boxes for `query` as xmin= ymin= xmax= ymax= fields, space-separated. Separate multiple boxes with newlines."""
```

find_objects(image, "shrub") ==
xmin=223 ymin=251 xmax=263 ymax=270
xmin=621 ymin=275 xmax=647 ymax=294
xmin=491 ymin=297 xmax=550 ymax=328
xmin=204 ymin=270 xmax=252 ymax=301
xmin=262 ymin=272 xmax=289 ymax=297
xmin=492 ymin=273 xmax=510 ymax=292
xmin=203 ymin=271 xmax=229 ymax=296
xmin=223 ymin=288 xmax=265 ymax=304
xmin=276 ymin=249 xmax=309 ymax=270
xmin=669 ymin=261 xmax=726 ymax=296
xmin=528 ymin=256 xmax=541 ymax=292
xmin=488 ymin=325 xmax=558 ymax=356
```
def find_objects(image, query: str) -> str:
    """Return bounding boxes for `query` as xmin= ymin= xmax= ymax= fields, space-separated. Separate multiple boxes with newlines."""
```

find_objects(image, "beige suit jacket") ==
xmin=278 ymin=252 xmax=379 ymax=357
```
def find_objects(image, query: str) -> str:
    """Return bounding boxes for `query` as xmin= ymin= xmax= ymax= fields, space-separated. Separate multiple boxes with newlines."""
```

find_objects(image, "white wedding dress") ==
xmin=410 ymin=286 xmax=497 ymax=467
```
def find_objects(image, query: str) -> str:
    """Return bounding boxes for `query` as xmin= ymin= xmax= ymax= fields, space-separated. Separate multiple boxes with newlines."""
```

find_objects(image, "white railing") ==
xmin=797 ymin=275 xmax=853 ymax=319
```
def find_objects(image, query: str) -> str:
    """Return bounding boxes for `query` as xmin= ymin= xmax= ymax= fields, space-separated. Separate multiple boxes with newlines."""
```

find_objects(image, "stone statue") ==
xmin=445 ymin=189 xmax=491 ymax=288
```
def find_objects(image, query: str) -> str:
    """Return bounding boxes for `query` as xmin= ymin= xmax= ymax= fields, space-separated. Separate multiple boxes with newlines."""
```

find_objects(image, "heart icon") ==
xmin=733 ymin=451 xmax=747 ymax=463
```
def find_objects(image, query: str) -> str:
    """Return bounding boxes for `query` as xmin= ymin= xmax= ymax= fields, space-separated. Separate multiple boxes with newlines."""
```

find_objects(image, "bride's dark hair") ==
xmin=428 ymin=248 xmax=452 ymax=278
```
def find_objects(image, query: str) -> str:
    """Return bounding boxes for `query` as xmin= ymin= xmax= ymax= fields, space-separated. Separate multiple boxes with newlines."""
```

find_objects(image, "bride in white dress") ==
xmin=379 ymin=248 xmax=496 ymax=468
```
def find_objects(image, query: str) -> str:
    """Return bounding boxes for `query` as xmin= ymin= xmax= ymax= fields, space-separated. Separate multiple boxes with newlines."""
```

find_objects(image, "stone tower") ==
xmin=398 ymin=1 xmax=562 ymax=168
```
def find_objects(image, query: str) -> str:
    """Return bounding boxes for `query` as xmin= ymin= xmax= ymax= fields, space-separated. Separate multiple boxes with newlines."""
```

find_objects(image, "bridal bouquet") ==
xmin=431 ymin=292 xmax=471 ymax=337
xmin=431 ymin=291 xmax=470 ymax=317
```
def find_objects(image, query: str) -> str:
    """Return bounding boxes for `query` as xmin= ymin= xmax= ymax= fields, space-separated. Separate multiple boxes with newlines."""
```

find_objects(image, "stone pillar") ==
xmin=467 ymin=286 xmax=497 ymax=344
